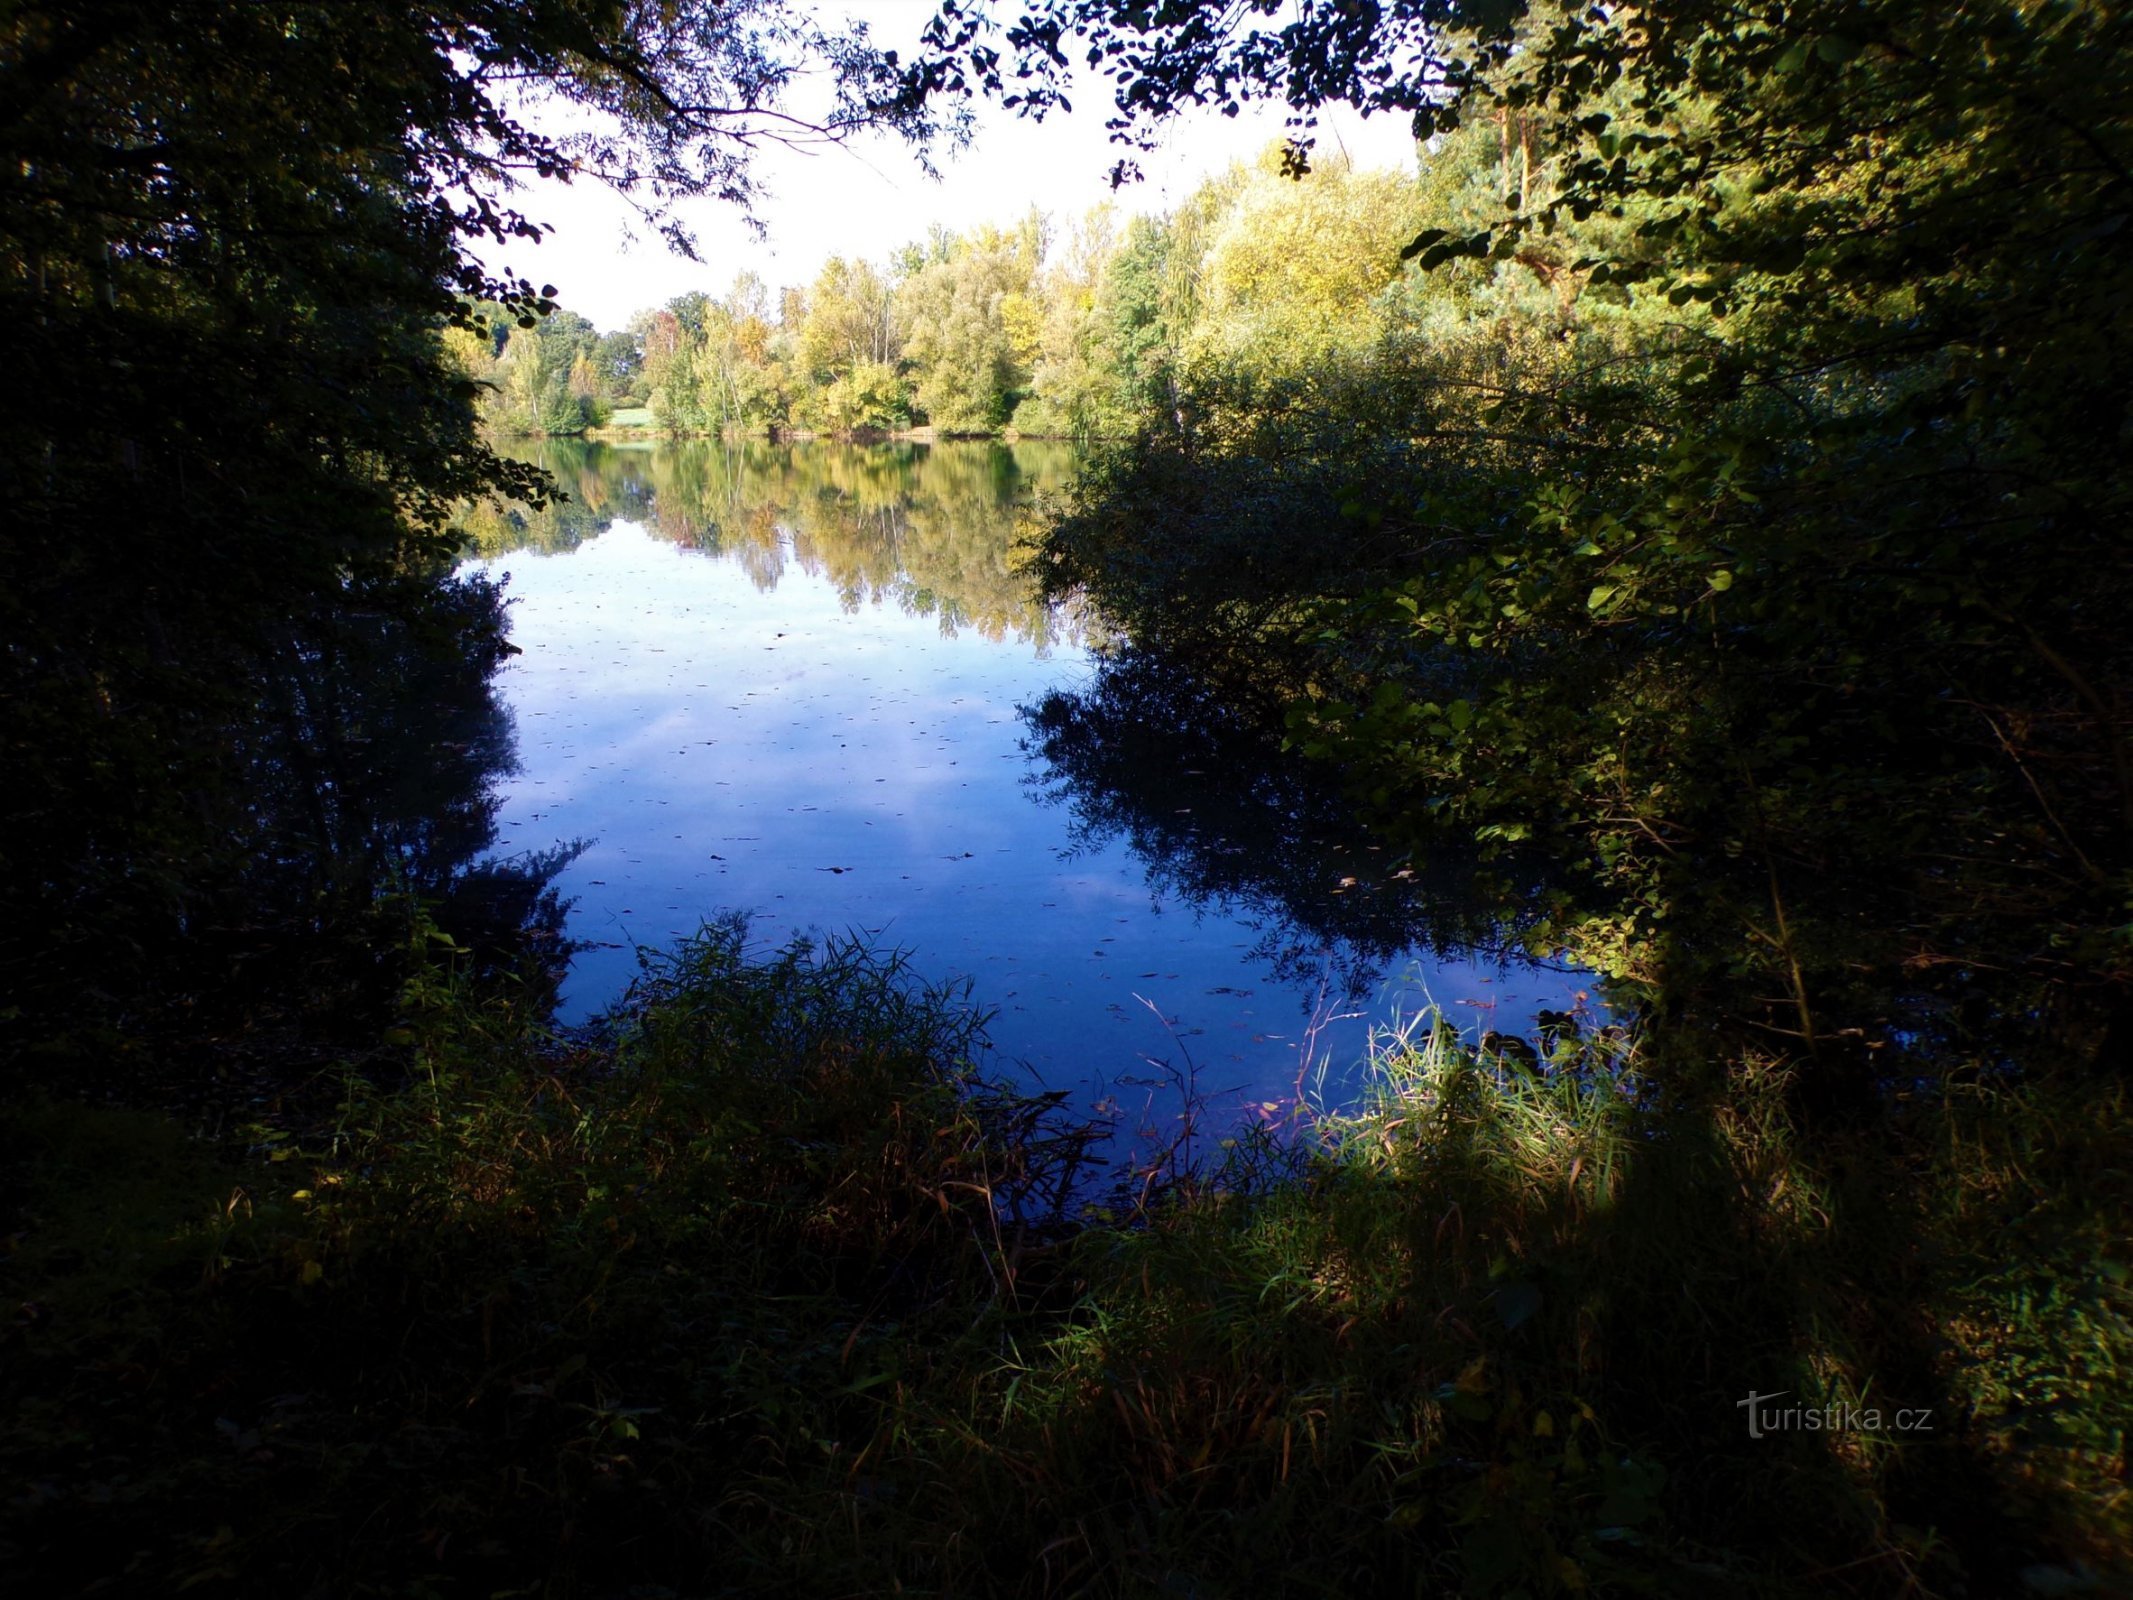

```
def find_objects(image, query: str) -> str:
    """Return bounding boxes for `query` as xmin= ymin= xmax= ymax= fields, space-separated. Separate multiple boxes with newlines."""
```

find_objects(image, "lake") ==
xmin=465 ymin=438 xmax=1584 ymax=1135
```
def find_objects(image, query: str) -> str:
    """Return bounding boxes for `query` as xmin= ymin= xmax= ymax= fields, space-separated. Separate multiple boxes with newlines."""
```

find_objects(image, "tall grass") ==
xmin=1 ymin=925 xmax=2124 ymax=1596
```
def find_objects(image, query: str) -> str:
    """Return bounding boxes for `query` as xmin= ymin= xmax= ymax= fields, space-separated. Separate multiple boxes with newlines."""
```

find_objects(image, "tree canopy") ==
xmin=941 ymin=0 xmax=2133 ymax=1096
xmin=0 ymin=0 xmax=934 ymax=1045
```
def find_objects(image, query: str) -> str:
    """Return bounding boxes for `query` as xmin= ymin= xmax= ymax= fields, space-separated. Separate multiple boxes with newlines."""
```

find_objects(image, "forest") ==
xmin=458 ymin=141 xmax=1433 ymax=440
xmin=4 ymin=1 xmax=2130 ymax=1596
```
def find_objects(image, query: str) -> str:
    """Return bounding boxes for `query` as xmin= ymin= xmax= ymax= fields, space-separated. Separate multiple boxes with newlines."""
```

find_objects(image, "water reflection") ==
xmin=175 ymin=576 xmax=579 ymax=1044
xmin=465 ymin=439 xmax=1081 ymax=646
xmin=467 ymin=439 xmax=1579 ymax=1130
xmin=1023 ymin=647 xmax=1546 ymax=1013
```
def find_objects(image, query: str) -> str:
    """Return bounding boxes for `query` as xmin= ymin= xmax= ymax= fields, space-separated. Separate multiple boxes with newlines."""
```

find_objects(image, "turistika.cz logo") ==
xmin=1737 ymin=1390 xmax=1936 ymax=1440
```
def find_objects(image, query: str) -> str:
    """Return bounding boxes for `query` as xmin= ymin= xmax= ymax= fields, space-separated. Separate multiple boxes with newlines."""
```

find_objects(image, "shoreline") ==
xmin=574 ymin=422 xmax=1087 ymax=445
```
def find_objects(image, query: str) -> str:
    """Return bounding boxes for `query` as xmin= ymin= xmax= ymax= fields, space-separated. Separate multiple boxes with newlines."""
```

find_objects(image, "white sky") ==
xmin=480 ymin=1 xmax=1421 ymax=333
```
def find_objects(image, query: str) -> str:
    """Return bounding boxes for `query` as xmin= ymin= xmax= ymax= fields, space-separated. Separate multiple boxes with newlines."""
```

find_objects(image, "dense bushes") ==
xmin=4 ymin=926 xmax=2124 ymax=1595
xmin=1027 ymin=0 xmax=2133 ymax=1106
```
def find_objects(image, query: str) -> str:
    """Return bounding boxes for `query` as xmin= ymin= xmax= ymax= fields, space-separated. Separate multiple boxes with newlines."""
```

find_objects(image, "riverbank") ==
xmin=572 ymin=418 xmax=1087 ymax=446
xmin=3 ymin=923 xmax=2124 ymax=1596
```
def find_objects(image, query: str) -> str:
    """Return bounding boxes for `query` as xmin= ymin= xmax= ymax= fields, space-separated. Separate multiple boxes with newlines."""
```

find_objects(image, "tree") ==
xmin=971 ymin=0 xmax=2133 ymax=1079
xmin=1016 ymin=202 xmax=1117 ymax=437
xmin=792 ymin=256 xmax=908 ymax=430
xmin=594 ymin=328 xmax=644 ymax=398
xmin=1090 ymin=214 xmax=1180 ymax=424
xmin=1190 ymin=145 xmax=1423 ymax=372
xmin=0 ymin=0 xmax=937 ymax=1047
xmin=898 ymin=215 xmax=1046 ymax=432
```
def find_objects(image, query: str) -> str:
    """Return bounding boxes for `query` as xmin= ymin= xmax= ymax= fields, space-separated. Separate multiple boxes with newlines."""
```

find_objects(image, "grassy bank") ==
xmin=2 ymin=924 xmax=2125 ymax=1596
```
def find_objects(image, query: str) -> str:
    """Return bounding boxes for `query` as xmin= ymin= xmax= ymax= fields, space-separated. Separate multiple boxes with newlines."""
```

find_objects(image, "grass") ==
xmin=1 ymin=921 xmax=2126 ymax=1596
xmin=601 ymin=407 xmax=654 ymax=429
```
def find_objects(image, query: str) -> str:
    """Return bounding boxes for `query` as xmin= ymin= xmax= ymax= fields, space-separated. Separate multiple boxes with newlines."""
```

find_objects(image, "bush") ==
xmin=3 ymin=930 xmax=2124 ymax=1595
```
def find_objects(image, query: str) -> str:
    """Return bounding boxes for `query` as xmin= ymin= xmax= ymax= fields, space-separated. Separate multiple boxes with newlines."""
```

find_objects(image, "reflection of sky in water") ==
xmin=473 ymin=514 xmax=1585 ymax=1123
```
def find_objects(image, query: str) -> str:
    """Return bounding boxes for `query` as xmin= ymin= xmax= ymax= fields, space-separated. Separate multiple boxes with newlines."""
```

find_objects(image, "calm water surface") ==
xmin=467 ymin=440 xmax=1582 ymax=1126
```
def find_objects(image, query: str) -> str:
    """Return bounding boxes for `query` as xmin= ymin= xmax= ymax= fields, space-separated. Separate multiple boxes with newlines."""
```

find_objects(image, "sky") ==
xmin=478 ymin=1 xmax=1422 ymax=334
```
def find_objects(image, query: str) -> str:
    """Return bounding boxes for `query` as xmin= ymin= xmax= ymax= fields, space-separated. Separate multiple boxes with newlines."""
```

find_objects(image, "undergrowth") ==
xmin=1 ymin=923 xmax=2125 ymax=1597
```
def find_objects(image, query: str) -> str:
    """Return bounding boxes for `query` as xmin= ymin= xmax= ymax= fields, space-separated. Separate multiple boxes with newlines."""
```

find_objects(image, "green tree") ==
xmin=898 ymin=215 xmax=1047 ymax=432
xmin=1079 ymin=170 xmax=1239 ymax=432
xmin=0 ymin=0 xmax=936 ymax=1045
xmin=981 ymin=0 xmax=2133 ymax=1078
xmin=792 ymin=256 xmax=908 ymax=430
xmin=640 ymin=305 xmax=694 ymax=428
xmin=1015 ymin=202 xmax=1119 ymax=437
xmin=1189 ymin=144 xmax=1423 ymax=372
xmin=1089 ymin=214 xmax=1179 ymax=425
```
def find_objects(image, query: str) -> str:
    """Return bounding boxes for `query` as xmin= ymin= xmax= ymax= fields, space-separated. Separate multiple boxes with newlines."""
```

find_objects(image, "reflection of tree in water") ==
xmin=1025 ymin=646 xmax=1557 ymax=1013
xmin=199 ymin=574 xmax=580 ymax=1040
xmin=457 ymin=440 xmax=652 ymax=557
xmin=473 ymin=439 xmax=1080 ymax=646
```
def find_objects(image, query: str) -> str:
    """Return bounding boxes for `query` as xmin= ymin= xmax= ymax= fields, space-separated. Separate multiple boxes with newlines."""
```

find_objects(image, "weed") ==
xmin=1 ymin=938 xmax=2124 ymax=1596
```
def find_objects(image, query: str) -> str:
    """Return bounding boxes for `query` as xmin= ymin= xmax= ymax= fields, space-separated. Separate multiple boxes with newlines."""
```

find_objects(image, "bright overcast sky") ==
xmin=481 ymin=1 xmax=1422 ymax=333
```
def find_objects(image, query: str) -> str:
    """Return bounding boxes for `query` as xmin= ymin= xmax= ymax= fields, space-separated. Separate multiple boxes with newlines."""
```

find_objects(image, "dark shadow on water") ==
xmin=224 ymin=575 xmax=584 ymax=1031
xmin=12 ymin=570 xmax=584 ymax=1099
xmin=1022 ymin=643 xmax=1573 ymax=1023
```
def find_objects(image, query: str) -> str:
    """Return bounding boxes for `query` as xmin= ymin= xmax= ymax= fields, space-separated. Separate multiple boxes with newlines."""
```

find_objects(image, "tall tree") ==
xmin=0 ymin=0 xmax=936 ymax=1048
xmin=898 ymin=214 xmax=1047 ymax=432
xmin=956 ymin=0 xmax=2133 ymax=1075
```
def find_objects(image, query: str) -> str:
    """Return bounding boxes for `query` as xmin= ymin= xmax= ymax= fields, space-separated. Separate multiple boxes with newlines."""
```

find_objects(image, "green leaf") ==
xmin=1460 ymin=1517 xmax=1523 ymax=1588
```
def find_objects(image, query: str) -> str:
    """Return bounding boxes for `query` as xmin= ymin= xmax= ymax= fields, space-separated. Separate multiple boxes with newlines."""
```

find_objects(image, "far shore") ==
xmin=574 ymin=421 xmax=1085 ymax=445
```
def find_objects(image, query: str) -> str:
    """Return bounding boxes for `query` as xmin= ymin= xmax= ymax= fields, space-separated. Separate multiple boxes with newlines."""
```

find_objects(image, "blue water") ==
xmin=468 ymin=440 xmax=1585 ymax=1134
